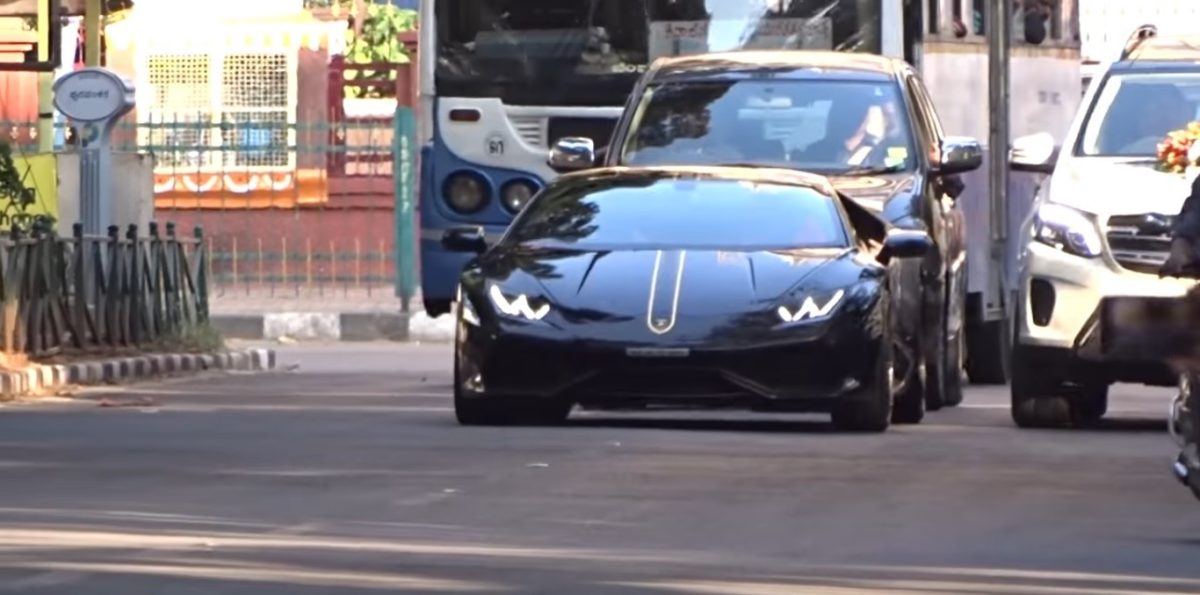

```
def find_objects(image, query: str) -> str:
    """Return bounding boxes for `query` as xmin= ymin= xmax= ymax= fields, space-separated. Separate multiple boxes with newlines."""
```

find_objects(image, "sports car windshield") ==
xmin=504 ymin=175 xmax=849 ymax=250
xmin=618 ymin=79 xmax=916 ymax=174
xmin=1077 ymin=72 xmax=1200 ymax=157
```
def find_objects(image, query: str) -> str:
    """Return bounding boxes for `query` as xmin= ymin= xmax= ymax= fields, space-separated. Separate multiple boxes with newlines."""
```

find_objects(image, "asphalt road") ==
xmin=1 ymin=343 xmax=1199 ymax=594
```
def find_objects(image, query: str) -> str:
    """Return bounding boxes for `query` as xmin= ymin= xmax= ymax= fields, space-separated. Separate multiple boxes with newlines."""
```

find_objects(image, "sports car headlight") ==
xmin=488 ymin=285 xmax=551 ymax=321
xmin=777 ymin=289 xmax=846 ymax=323
xmin=1033 ymin=203 xmax=1102 ymax=258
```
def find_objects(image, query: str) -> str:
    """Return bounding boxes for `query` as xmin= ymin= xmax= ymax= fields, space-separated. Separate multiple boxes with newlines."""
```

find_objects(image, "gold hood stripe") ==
xmin=646 ymin=250 xmax=687 ymax=335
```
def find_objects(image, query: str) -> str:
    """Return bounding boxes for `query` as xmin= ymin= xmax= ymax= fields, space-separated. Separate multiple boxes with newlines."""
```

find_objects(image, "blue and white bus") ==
xmin=415 ymin=0 xmax=906 ymax=316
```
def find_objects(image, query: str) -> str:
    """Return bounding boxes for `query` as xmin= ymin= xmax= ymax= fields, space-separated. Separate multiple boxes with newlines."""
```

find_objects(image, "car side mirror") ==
xmin=548 ymin=137 xmax=596 ymax=173
xmin=1010 ymin=132 xmax=1058 ymax=174
xmin=935 ymin=136 xmax=983 ymax=175
xmin=441 ymin=226 xmax=488 ymax=254
xmin=878 ymin=228 xmax=933 ymax=263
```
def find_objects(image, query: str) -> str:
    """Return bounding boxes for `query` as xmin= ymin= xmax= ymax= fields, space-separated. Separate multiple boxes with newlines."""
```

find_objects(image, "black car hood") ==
xmin=488 ymin=246 xmax=858 ymax=318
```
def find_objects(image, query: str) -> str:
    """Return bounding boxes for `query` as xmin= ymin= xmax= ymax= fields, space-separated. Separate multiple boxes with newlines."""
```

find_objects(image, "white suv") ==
xmin=1008 ymin=30 xmax=1200 ymax=428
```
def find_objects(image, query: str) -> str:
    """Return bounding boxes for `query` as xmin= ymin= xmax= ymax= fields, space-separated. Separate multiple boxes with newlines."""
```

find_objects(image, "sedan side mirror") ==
xmin=441 ymin=226 xmax=488 ymax=254
xmin=878 ymin=229 xmax=933 ymax=263
xmin=935 ymin=136 xmax=983 ymax=175
xmin=1010 ymin=132 xmax=1058 ymax=174
xmin=548 ymin=137 xmax=596 ymax=173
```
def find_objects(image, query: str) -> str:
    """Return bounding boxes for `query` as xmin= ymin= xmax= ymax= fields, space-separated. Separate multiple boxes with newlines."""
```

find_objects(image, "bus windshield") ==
xmin=434 ymin=0 xmax=883 ymax=106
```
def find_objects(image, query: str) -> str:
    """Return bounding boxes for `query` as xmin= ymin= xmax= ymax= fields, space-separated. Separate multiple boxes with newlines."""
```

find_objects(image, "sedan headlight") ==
xmin=489 ymin=285 xmax=551 ymax=321
xmin=777 ymin=289 xmax=846 ymax=323
xmin=1033 ymin=203 xmax=1102 ymax=258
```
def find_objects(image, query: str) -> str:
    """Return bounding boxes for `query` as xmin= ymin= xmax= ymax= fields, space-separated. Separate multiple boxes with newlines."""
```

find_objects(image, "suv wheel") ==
xmin=1010 ymin=341 xmax=1071 ymax=428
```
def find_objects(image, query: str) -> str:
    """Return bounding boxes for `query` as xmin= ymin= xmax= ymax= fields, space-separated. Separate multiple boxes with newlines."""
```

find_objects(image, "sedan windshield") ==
xmin=504 ymin=175 xmax=848 ymax=250
xmin=1077 ymin=72 xmax=1200 ymax=157
xmin=617 ymin=79 xmax=916 ymax=174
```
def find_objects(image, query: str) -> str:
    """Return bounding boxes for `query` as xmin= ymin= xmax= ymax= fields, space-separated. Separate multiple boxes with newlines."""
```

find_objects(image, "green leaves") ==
xmin=0 ymin=142 xmax=52 ymax=231
xmin=343 ymin=4 xmax=417 ymax=99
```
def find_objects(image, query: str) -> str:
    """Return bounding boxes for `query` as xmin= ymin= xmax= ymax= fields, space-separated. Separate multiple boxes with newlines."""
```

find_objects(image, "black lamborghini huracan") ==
xmin=441 ymin=166 xmax=933 ymax=432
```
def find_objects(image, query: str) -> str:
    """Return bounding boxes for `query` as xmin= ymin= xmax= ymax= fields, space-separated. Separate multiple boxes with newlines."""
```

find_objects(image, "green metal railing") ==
xmin=0 ymin=114 xmax=418 ymax=306
xmin=1 ymin=221 xmax=208 ymax=357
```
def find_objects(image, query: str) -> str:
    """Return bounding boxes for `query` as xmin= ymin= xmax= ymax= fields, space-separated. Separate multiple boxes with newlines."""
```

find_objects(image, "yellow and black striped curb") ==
xmin=0 ymin=349 xmax=276 ymax=398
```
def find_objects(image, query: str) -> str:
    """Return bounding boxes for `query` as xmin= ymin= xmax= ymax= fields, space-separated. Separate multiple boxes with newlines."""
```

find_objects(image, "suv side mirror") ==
xmin=548 ymin=137 xmax=596 ymax=172
xmin=441 ymin=226 xmax=488 ymax=254
xmin=935 ymin=136 xmax=983 ymax=175
xmin=879 ymin=229 xmax=933 ymax=263
xmin=1010 ymin=132 xmax=1058 ymax=174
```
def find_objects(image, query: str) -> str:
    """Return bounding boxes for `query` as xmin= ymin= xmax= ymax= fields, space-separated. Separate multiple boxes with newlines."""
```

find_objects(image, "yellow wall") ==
xmin=0 ymin=153 xmax=58 ymax=226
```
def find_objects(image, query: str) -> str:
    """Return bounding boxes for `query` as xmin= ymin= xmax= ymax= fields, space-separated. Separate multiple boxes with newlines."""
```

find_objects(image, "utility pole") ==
xmin=85 ymin=0 xmax=100 ymax=66
xmin=986 ymin=0 xmax=1011 ymax=322
xmin=36 ymin=1 xmax=52 ymax=152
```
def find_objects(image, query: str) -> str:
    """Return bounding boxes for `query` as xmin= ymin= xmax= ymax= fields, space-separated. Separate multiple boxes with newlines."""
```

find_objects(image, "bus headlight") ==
xmin=444 ymin=172 xmax=488 ymax=214
xmin=501 ymin=180 xmax=538 ymax=213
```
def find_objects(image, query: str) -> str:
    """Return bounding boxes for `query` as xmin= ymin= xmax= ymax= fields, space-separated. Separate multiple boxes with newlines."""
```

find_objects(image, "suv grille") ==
xmin=1105 ymin=213 xmax=1175 ymax=274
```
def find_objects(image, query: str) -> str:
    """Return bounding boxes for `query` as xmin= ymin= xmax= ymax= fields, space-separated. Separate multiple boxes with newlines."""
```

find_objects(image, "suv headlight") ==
xmin=488 ymin=285 xmax=551 ymax=321
xmin=1033 ymin=203 xmax=1102 ymax=258
xmin=777 ymin=289 xmax=846 ymax=323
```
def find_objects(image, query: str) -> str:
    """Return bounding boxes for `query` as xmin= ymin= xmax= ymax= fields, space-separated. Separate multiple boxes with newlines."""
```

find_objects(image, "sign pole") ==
xmin=986 ymin=0 xmax=1011 ymax=322
xmin=53 ymin=67 xmax=135 ymax=236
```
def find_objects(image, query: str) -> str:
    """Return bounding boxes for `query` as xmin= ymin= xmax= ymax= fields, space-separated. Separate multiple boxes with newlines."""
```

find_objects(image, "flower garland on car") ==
xmin=1157 ymin=121 xmax=1200 ymax=173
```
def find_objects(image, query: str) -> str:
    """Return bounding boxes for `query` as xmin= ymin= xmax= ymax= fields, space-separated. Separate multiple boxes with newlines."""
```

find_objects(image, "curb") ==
xmin=212 ymin=311 xmax=455 ymax=343
xmin=0 ymin=348 xmax=277 ymax=399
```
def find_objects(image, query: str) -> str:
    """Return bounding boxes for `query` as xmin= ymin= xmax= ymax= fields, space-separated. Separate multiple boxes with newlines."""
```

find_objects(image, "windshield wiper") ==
xmin=842 ymin=163 xmax=907 ymax=176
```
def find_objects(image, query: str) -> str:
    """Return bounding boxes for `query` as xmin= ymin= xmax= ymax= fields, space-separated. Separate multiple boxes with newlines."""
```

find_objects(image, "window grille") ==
xmin=140 ymin=50 xmax=296 ymax=171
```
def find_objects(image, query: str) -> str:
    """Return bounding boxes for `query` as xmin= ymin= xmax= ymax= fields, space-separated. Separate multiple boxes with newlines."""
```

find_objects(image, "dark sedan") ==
xmin=441 ymin=165 xmax=934 ymax=432
xmin=549 ymin=51 xmax=983 ymax=419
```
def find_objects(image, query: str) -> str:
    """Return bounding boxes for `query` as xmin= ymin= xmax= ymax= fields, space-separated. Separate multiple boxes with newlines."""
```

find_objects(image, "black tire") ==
xmin=943 ymin=326 xmax=966 ymax=407
xmin=509 ymin=399 xmax=573 ymax=426
xmin=923 ymin=302 xmax=948 ymax=412
xmin=892 ymin=341 xmax=926 ymax=424
xmin=453 ymin=358 xmax=572 ymax=427
xmin=455 ymin=394 xmax=507 ymax=425
xmin=967 ymin=318 xmax=1011 ymax=384
xmin=1068 ymin=383 xmax=1109 ymax=425
xmin=832 ymin=336 xmax=893 ymax=433
xmin=1010 ymin=341 xmax=1071 ymax=429
xmin=424 ymin=298 xmax=452 ymax=318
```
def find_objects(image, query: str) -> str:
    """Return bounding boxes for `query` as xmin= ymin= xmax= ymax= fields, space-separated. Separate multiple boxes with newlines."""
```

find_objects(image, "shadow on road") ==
xmin=567 ymin=415 xmax=837 ymax=435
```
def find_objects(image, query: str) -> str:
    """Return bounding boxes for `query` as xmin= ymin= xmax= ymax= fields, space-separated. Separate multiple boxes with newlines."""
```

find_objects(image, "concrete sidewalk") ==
xmin=208 ymin=288 xmax=455 ymax=343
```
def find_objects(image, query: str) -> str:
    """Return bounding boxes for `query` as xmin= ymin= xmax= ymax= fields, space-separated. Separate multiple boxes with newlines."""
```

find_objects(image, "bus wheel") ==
xmin=424 ymin=298 xmax=452 ymax=318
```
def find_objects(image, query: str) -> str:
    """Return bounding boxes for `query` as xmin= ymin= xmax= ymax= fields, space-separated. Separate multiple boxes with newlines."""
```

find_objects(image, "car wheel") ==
xmin=942 ymin=325 xmax=966 ymax=408
xmin=922 ymin=303 xmax=948 ymax=412
xmin=454 ymin=373 xmax=507 ymax=427
xmin=509 ymin=399 xmax=574 ymax=426
xmin=966 ymin=318 xmax=1011 ymax=384
xmin=891 ymin=335 xmax=926 ymax=425
xmin=832 ymin=337 xmax=893 ymax=433
xmin=1010 ymin=341 xmax=1071 ymax=429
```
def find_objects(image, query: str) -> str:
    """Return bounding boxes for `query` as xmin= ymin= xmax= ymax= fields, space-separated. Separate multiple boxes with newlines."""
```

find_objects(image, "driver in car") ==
xmin=794 ymin=95 xmax=889 ymax=167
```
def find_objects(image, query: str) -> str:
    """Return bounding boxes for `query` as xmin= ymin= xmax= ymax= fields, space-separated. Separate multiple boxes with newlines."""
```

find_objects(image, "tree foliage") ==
xmin=0 ymin=143 xmax=53 ymax=231
xmin=341 ymin=2 xmax=418 ymax=99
